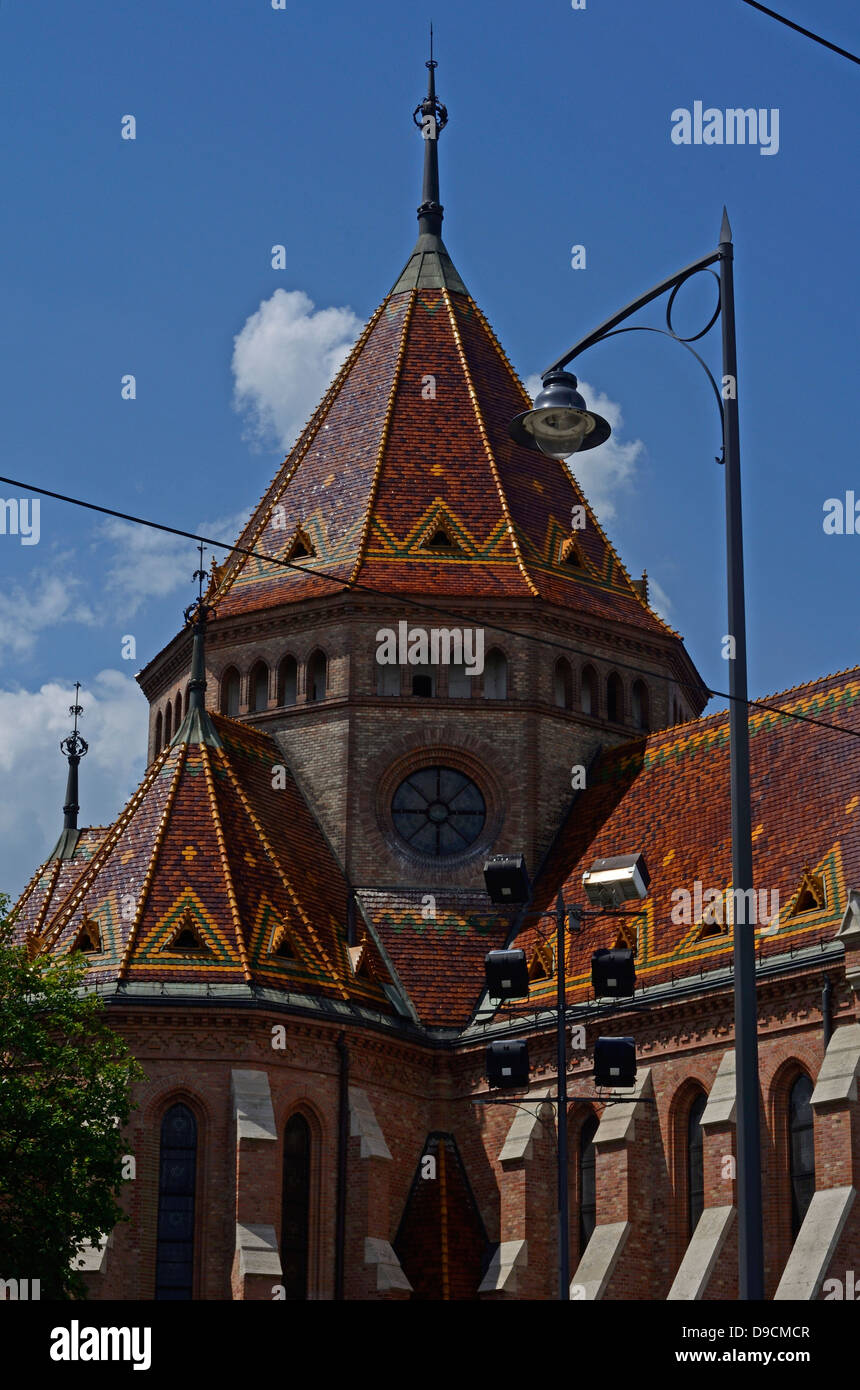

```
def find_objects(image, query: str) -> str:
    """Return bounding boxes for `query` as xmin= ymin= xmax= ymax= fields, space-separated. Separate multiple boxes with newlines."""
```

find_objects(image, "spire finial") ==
xmin=413 ymin=32 xmax=447 ymax=239
xmin=167 ymin=548 xmax=224 ymax=750
xmin=50 ymin=683 xmax=88 ymax=859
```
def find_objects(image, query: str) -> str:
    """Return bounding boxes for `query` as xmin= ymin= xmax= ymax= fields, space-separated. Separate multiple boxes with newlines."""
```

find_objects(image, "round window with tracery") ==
xmin=391 ymin=765 xmax=486 ymax=857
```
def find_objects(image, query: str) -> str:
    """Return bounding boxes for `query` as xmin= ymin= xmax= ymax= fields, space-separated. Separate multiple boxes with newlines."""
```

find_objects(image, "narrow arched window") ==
xmin=789 ymin=1074 xmax=815 ymax=1237
xmin=281 ymin=1114 xmax=311 ymax=1300
xmin=484 ymin=649 xmax=508 ymax=700
xmin=307 ymin=651 xmax=327 ymax=703
xmin=221 ymin=667 xmax=240 ymax=717
xmin=411 ymin=664 xmax=435 ymax=697
xmin=579 ymin=1113 xmax=599 ymax=1253
xmin=554 ymin=658 xmax=573 ymax=710
xmin=164 ymin=703 xmax=173 ymax=744
xmin=249 ymin=661 xmax=269 ymax=713
xmin=278 ymin=655 xmax=298 ymax=706
xmin=154 ymin=711 xmax=163 ymax=754
xmin=687 ymin=1091 xmax=707 ymax=1235
xmin=607 ymin=673 xmax=623 ymax=723
xmin=174 ymin=693 xmax=183 ymax=733
xmin=155 ymin=1102 xmax=197 ymax=1300
xmin=581 ymin=665 xmax=598 ymax=717
xmin=184 ymin=686 xmax=190 ymax=716
xmin=632 ymin=679 xmax=649 ymax=731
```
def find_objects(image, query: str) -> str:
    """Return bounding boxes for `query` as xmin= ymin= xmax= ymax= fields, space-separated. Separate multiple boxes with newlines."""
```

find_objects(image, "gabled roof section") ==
xmin=499 ymin=667 xmax=860 ymax=1013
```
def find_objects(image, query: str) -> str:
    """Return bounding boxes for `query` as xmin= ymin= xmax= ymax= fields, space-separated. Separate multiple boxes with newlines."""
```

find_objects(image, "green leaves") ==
xmin=0 ymin=899 xmax=143 ymax=1299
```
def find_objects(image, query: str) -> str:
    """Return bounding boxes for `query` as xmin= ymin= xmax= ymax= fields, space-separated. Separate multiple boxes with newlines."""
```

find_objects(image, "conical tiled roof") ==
xmin=209 ymin=234 xmax=676 ymax=641
xmin=12 ymin=715 xmax=395 ymax=1014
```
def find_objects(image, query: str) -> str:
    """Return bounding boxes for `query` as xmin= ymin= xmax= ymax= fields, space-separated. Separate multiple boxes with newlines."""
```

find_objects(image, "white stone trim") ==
xmin=774 ymin=1187 xmax=856 ymax=1300
xmin=667 ymin=1206 xmax=735 ymax=1300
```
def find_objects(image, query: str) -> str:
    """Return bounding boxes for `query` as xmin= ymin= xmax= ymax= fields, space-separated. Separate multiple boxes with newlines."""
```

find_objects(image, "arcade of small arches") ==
xmin=145 ymin=1058 xmax=818 ymax=1299
xmin=151 ymin=645 xmax=689 ymax=755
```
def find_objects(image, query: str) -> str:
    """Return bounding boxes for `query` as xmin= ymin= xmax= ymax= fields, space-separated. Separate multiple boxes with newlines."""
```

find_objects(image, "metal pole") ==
xmin=720 ymin=209 xmax=764 ymax=1300
xmin=556 ymin=889 xmax=570 ymax=1300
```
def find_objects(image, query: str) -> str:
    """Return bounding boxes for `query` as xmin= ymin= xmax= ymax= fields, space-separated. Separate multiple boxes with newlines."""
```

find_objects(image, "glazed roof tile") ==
xmin=501 ymin=667 xmax=860 ymax=1015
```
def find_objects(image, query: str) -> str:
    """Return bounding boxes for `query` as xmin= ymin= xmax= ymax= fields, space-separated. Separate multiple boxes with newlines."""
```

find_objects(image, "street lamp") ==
xmin=510 ymin=210 xmax=763 ymax=1301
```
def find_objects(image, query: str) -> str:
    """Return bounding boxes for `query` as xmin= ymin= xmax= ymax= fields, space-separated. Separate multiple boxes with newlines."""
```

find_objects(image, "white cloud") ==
xmin=0 ymin=671 xmax=147 ymax=904
xmin=644 ymin=573 xmax=675 ymax=622
xmin=232 ymin=289 xmax=362 ymax=451
xmin=0 ymin=572 xmax=98 ymax=659
xmin=98 ymin=508 xmax=252 ymax=618
xmin=524 ymin=374 xmax=643 ymax=523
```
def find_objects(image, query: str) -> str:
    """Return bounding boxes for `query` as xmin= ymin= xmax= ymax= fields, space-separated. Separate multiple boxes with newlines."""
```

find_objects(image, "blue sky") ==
xmin=1 ymin=0 xmax=857 ymax=898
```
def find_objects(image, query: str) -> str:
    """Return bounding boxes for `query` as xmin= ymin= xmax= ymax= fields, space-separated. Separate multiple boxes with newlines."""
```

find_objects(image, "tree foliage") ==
xmin=0 ymin=897 xmax=143 ymax=1298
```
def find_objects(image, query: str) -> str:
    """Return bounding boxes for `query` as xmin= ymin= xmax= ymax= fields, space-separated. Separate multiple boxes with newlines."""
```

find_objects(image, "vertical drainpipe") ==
xmin=822 ymin=976 xmax=833 ymax=1049
xmin=335 ymin=1031 xmax=349 ymax=1300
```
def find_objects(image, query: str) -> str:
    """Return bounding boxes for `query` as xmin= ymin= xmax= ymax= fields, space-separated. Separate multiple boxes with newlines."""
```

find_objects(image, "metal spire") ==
xmin=50 ymin=683 xmax=88 ymax=860
xmin=170 ymin=543 xmax=223 ymax=748
xmin=413 ymin=27 xmax=448 ymax=238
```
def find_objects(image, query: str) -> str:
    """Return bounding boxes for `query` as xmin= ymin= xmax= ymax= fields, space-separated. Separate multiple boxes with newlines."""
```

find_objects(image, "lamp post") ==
xmin=509 ymin=211 xmax=763 ymax=1301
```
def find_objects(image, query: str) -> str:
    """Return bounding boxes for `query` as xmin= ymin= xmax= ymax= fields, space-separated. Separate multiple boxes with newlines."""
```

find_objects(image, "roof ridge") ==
xmin=442 ymin=289 xmax=538 ymax=598
xmin=201 ymin=741 xmax=252 ymax=984
xmin=117 ymin=743 xmax=188 ymax=979
xmin=38 ymin=745 xmax=178 ymax=956
xmin=215 ymin=747 xmax=351 ymax=1000
xmin=348 ymin=289 xmax=416 ymax=585
xmin=213 ymin=293 xmax=393 ymax=607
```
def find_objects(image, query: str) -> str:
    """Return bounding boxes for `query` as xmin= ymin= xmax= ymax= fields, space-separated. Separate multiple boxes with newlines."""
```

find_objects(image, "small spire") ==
xmin=720 ymin=206 xmax=732 ymax=244
xmin=50 ymin=683 xmax=88 ymax=861
xmin=413 ymin=29 xmax=448 ymax=238
xmin=170 ymin=544 xmax=223 ymax=749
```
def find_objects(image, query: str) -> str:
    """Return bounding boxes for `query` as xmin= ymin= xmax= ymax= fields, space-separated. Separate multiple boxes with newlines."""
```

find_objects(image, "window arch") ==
xmin=581 ymin=665 xmax=598 ymax=717
xmin=174 ymin=693 xmax=183 ymax=732
xmin=632 ymin=679 xmax=650 ymax=731
xmin=484 ymin=649 xmax=508 ymax=700
xmin=154 ymin=710 xmax=163 ymax=754
xmin=249 ymin=660 xmax=269 ymax=713
xmin=607 ymin=672 xmax=623 ymax=723
xmin=411 ymin=665 xmax=435 ymax=698
xmin=377 ymin=662 xmax=401 ymax=697
xmin=281 ymin=1113 xmax=311 ymax=1299
xmin=164 ymin=702 xmax=173 ymax=744
xmin=278 ymin=655 xmax=298 ymax=706
xmin=789 ymin=1073 xmax=815 ymax=1237
xmin=307 ymin=650 xmax=327 ymax=703
xmin=554 ymin=658 xmax=573 ymax=710
xmin=221 ymin=667 xmax=240 ymax=717
xmin=155 ymin=1102 xmax=198 ymax=1300
xmin=184 ymin=686 xmax=190 ymax=717
xmin=687 ymin=1090 xmax=707 ymax=1235
xmin=578 ymin=1112 xmax=600 ymax=1254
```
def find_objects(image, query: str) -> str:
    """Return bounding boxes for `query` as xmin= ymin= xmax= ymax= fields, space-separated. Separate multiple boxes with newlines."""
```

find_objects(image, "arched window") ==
xmin=789 ymin=1073 xmax=815 ymax=1238
xmin=278 ymin=655 xmax=298 ymax=707
xmin=411 ymin=665 xmax=435 ymax=698
xmin=281 ymin=1113 xmax=311 ymax=1300
xmin=554 ymin=658 xmax=573 ymax=710
xmin=184 ymin=686 xmax=190 ymax=716
xmin=484 ymin=649 xmax=508 ymax=700
xmin=174 ymin=693 xmax=183 ymax=732
xmin=154 ymin=711 xmax=163 ymax=754
xmin=687 ymin=1091 xmax=707 ymax=1235
xmin=607 ymin=673 xmax=623 ymax=723
xmin=307 ymin=651 xmax=327 ymax=703
xmin=155 ymin=1102 xmax=197 ymax=1300
xmin=249 ymin=661 xmax=269 ymax=713
xmin=581 ymin=665 xmax=598 ymax=717
xmin=632 ymin=679 xmax=649 ymax=731
xmin=221 ymin=667 xmax=240 ymax=717
xmin=164 ymin=702 xmax=173 ymax=744
xmin=448 ymin=663 xmax=471 ymax=698
xmin=579 ymin=1113 xmax=599 ymax=1253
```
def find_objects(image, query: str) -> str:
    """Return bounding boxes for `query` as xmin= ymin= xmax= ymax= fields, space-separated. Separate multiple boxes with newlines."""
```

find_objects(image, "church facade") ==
xmin=12 ymin=60 xmax=860 ymax=1302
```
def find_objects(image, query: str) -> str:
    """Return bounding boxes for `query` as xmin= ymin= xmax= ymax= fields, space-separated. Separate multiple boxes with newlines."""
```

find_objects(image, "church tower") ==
xmin=138 ymin=57 xmax=707 ymax=892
